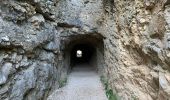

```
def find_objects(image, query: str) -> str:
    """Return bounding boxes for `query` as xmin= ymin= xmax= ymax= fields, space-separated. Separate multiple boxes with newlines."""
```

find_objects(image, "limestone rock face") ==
xmin=0 ymin=1 xmax=63 ymax=100
xmin=100 ymin=0 xmax=170 ymax=99
xmin=0 ymin=0 xmax=170 ymax=100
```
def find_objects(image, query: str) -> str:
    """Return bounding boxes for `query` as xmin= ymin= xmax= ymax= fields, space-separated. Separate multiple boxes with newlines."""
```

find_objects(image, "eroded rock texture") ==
xmin=0 ymin=1 xmax=64 ymax=100
xmin=0 ymin=0 xmax=170 ymax=100
xmin=101 ymin=0 xmax=170 ymax=99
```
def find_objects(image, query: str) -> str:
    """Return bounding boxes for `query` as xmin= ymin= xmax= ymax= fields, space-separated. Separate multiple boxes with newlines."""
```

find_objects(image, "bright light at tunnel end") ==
xmin=77 ymin=50 xmax=82 ymax=58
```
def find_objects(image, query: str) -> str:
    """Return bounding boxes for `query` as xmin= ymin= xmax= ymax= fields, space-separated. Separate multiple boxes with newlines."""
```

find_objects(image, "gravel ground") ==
xmin=47 ymin=65 xmax=108 ymax=100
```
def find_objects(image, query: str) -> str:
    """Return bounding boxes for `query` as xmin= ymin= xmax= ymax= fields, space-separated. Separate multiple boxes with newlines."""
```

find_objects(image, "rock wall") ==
xmin=0 ymin=0 xmax=66 ymax=100
xmin=100 ymin=0 xmax=170 ymax=99
xmin=0 ymin=0 xmax=104 ymax=99
xmin=0 ymin=0 xmax=170 ymax=100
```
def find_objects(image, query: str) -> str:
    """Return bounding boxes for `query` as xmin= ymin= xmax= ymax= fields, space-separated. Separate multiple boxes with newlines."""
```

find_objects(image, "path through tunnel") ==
xmin=47 ymin=33 xmax=107 ymax=100
xmin=63 ymin=33 xmax=105 ymax=73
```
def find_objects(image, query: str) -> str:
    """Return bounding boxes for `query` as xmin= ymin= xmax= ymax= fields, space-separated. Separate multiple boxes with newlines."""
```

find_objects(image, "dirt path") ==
xmin=47 ymin=65 xmax=108 ymax=100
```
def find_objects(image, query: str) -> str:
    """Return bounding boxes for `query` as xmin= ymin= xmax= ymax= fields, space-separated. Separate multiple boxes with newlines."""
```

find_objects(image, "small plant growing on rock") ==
xmin=59 ymin=78 xmax=67 ymax=88
xmin=100 ymin=76 xmax=119 ymax=100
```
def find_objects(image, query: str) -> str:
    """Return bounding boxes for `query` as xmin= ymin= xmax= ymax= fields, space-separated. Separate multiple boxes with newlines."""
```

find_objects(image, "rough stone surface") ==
xmin=0 ymin=0 xmax=170 ymax=100
xmin=99 ymin=0 xmax=170 ymax=99
xmin=0 ymin=1 xmax=64 ymax=100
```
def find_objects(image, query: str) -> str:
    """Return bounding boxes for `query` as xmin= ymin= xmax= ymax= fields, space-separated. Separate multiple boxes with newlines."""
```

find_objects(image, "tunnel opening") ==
xmin=63 ymin=33 xmax=105 ymax=73
xmin=70 ymin=43 xmax=96 ymax=67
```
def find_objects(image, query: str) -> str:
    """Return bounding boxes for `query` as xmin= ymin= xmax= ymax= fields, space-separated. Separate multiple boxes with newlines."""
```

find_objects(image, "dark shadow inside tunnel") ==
xmin=70 ymin=43 xmax=96 ymax=67
xmin=62 ymin=33 xmax=105 ymax=73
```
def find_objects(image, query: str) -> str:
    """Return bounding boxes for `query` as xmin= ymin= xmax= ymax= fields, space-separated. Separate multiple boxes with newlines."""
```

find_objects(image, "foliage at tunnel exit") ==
xmin=100 ymin=76 xmax=119 ymax=100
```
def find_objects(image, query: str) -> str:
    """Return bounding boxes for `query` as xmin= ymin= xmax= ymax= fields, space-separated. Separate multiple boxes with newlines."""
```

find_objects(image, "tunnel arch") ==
xmin=62 ymin=33 xmax=105 ymax=73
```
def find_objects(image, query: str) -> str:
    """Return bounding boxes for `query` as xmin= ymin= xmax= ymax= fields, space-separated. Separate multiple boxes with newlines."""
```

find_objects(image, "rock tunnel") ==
xmin=63 ymin=33 xmax=105 ymax=72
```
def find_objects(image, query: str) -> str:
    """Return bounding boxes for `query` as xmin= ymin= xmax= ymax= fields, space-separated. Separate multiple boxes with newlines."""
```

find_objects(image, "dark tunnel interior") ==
xmin=70 ymin=43 xmax=96 ymax=67
xmin=63 ymin=34 xmax=104 ymax=72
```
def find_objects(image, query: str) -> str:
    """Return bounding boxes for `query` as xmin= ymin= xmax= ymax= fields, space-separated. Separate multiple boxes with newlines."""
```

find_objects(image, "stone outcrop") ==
xmin=0 ymin=1 xmax=64 ymax=100
xmin=0 ymin=0 xmax=170 ymax=100
xmin=100 ymin=0 xmax=170 ymax=99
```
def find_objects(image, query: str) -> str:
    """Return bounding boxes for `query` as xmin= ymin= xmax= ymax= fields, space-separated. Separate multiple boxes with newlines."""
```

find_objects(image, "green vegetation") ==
xmin=59 ymin=78 xmax=67 ymax=88
xmin=131 ymin=95 xmax=137 ymax=100
xmin=100 ymin=76 xmax=119 ymax=100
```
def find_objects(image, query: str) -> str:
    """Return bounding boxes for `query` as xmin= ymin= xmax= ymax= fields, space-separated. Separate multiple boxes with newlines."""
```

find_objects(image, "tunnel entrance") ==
xmin=62 ymin=33 xmax=105 ymax=73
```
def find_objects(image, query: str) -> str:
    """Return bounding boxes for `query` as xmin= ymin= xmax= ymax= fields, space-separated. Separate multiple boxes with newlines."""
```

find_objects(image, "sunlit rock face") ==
xmin=100 ymin=0 xmax=170 ymax=99
xmin=55 ymin=0 xmax=103 ymax=29
xmin=0 ymin=0 xmax=170 ymax=100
